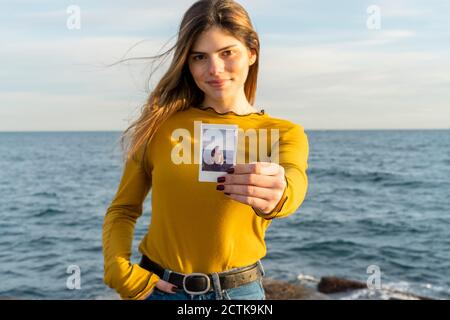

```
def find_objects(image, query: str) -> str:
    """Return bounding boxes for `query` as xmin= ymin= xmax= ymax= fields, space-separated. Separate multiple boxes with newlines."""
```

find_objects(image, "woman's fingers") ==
xmin=216 ymin=162 xmax=287 ymax=213
xmin=155 ymin=279 xmax=179 ymax=294
xmin=220 ymin=184 xmax=279 ymax=201
xmin=218 ymin=173 xmax=281 ymax=189
xmin=232 ymin=162 xmax=281 ymax=176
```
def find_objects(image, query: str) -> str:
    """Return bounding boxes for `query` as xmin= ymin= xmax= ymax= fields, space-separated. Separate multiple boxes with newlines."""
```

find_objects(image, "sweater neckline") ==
xmin=193 ymin=105 xmax=266 ymax=117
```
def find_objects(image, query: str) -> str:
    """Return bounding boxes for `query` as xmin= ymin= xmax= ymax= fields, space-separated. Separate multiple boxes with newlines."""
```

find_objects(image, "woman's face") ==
xmin=188 ymin=26 xmax=256 ymax=102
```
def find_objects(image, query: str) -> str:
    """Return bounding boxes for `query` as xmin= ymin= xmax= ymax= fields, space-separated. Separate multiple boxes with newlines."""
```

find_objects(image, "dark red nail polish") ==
xmin=227 ymin=167 xmax=234 ymax=174
xmin=216 ymin=185 xmax=224 ymax=191
xmin=217 ymin=177 xmax=226 ymax=183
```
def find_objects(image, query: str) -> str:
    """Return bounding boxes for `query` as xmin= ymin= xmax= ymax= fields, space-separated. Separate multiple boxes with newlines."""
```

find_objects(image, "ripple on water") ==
xmin=32 ymin=208 xmax=66 ymax=218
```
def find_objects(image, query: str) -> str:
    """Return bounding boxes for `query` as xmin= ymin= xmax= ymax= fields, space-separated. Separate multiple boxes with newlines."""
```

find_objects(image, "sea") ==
xmin=0 ymin=130 xmax=449 ymax=300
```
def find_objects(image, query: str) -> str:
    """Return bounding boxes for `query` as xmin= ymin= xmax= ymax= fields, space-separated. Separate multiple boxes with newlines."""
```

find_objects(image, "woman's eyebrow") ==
xmin=189 ymin=45 xmax=238 ymax=55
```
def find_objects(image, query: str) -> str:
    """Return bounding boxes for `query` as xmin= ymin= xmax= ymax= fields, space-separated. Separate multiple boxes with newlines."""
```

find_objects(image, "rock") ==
xmin=262 ymin=278 xmax=329 ymax=300
xmin=317 ymin=276 xmax=366 ymax=294
xmin=317 ymin=276 xmax=434 ymax=300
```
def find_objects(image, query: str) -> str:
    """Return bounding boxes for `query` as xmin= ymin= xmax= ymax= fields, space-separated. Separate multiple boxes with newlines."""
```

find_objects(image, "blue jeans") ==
xmin=145 ymin=278 xmax=266 ymax=300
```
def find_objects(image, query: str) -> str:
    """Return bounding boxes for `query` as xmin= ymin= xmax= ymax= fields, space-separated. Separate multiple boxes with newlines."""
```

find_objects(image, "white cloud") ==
xmin=0 ymin=91 xmax=144 ymax=131
xmin=382 ymin=30 xmax=416 ymax=38
xmin=379 ymin=0 xmax=434 ymax=18
xmin=256 ymin=41 xmax=450 ymax=129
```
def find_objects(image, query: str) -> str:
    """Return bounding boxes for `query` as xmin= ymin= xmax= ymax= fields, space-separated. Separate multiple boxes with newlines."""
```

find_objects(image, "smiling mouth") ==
xmin=206 ymin=79 xmax=231 ymax=87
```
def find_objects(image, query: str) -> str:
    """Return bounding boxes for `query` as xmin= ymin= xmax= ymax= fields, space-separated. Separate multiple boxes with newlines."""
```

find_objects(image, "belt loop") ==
xmin=257 ymin=260 xmax=265 ymax=277
xmin=162 ymin=269 xmax=172 ymax=282
xmin=210 ymin=272 xmax=223 ymax=300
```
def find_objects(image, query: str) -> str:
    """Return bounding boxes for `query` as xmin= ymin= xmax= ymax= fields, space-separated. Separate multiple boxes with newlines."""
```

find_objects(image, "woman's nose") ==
xmin=208 ymin=56 xmax=224 ymax=75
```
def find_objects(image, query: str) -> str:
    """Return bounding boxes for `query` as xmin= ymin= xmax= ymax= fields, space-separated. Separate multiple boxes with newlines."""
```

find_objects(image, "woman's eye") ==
xmin=193 ymin=55 xmax=204 ymax=61
xmin=191 ymin=51 xmax=232 ymax=61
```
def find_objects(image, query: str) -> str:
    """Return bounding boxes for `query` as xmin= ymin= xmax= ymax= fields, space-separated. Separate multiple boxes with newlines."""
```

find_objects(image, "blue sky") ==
xmin=0 ymin=0 xmax=449 ymax=130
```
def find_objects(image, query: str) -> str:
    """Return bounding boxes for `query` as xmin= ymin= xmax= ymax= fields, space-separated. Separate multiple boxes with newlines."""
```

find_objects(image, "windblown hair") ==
xmin=120 ymin=0 xmax=260 ymax=173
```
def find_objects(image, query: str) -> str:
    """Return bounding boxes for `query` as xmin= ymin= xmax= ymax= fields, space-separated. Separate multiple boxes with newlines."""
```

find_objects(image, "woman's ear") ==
xmin=248 ymin=48 xmax=257 ymax=66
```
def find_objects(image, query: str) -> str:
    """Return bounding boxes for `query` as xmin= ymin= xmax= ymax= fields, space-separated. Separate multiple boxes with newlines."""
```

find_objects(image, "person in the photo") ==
xmin=212 ymin=145 xmax=224 ymax=166
xmin=203 ymin=145 xmax=225 ymax=171
xmin=102 ymin=0 xmax=309 ymax=300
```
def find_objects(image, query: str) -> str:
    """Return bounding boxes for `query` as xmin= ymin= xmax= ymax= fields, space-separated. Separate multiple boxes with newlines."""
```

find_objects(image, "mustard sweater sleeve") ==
xmin=254 ymin=124 xmax=309 ymax=220
xmin=102 ymin=151 xmax=160 ymax=300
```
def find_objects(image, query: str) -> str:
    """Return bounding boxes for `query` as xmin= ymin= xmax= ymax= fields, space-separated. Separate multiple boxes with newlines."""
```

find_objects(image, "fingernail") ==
xmin=217 ymin=176 xmax=226 ymax=183
xmin=227 ymin=167 xmax=234 ymax=174
xmin=216 ymin=185 xmax=224 ymax=191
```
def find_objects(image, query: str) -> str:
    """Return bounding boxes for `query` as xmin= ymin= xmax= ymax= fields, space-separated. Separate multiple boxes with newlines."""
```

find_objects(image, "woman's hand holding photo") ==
xmin=216 ymin=162 xmax=287 ymax=214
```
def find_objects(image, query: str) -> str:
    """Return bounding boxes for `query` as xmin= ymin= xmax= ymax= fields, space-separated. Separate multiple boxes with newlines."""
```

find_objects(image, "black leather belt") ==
xmin=139 ymin=255 xmax=263 ymax=295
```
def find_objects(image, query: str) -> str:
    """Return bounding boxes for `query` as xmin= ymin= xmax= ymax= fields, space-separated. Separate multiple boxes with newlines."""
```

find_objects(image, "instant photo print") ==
xmin=198 ymin=123 xmax=238 ymax=182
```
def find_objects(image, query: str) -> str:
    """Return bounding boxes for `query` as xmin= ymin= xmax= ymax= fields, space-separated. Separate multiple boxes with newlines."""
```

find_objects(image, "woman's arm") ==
xmin=102 ymin=147 xmax=160 ymax=300
xmin=258 ymin=124 xmax=309 ymax=219
xmin=217 ymin=124 xmax=309 ymax=220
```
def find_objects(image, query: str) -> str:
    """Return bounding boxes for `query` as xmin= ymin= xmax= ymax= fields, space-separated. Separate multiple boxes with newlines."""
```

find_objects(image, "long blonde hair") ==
xmin=120 ymin=0 xmax=260 ymax=173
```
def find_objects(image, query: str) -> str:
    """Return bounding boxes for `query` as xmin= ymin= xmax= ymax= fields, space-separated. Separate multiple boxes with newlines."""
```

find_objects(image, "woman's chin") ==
xmin=208 ymin=87 xmax=234 ymax=97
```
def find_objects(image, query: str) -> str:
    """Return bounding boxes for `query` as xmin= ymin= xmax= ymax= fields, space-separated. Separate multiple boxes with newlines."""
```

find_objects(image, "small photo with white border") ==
xmin=199 ymin=123 xmax=238 ymax=182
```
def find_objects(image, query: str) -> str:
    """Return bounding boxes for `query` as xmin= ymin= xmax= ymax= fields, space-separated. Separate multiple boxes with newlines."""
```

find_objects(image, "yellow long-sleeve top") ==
xmin=102 ymin=106 xmax=309 ymax=299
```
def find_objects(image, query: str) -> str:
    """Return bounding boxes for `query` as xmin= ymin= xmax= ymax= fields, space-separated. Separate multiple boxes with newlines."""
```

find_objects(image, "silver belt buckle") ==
xmin=182 ymin=273 xmax=211 ymax=295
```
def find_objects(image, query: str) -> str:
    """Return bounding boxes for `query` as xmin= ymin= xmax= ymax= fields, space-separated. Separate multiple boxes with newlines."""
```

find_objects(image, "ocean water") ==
xmin=0 ymin=130 xmax=449 ymax=300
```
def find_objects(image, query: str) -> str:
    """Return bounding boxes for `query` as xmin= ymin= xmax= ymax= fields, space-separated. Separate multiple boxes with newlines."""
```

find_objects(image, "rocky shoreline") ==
xmin=263 ymin=277 xmax=329 ymax=300
xmin=262 ymin=277 xmax=434 ymax=300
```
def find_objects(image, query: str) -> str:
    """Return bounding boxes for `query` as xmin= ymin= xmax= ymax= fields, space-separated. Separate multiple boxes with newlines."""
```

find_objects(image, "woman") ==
xmin=102 ymin=0 xmax=309 ymax=300
xmin=212 ymin=146 xmax=224 ymax=166
xmin=203 ymin=145 xmax=225 ymax=171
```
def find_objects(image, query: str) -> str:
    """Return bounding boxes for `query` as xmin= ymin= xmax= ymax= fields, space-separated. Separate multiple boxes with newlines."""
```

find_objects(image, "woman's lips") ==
xmin=207 ymin=79 xmax=230 ymax=87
